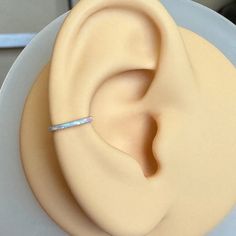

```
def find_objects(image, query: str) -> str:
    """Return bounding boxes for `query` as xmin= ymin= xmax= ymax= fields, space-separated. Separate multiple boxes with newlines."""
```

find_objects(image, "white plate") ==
xmin=0 ymin=0 xmax=236 ymax=235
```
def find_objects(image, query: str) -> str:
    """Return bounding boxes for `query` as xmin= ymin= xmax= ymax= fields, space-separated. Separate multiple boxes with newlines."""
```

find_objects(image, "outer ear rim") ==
xmin=49 ymin=0 xmax=193 ymax=124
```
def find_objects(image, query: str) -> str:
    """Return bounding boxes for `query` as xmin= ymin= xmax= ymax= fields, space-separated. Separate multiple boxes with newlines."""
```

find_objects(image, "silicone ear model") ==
xmin=49 ymin=0 xmax=198 ymax=235
xmin=20 ymin=0 xmax=236 ymax=235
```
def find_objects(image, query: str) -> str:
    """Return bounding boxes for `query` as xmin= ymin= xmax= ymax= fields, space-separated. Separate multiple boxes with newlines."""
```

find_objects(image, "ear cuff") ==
xmin=48 ymin=116 xmax=93 ymax=132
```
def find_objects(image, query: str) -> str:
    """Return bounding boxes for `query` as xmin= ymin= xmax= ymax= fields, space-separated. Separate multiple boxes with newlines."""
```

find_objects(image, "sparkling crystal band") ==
xmin=48 ymin=116 xmax=93 ymax=132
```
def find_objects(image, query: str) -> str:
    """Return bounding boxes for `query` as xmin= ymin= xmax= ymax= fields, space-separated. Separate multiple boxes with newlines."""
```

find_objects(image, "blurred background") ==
xmin=0 ymin=0 xmax=235 ymax=87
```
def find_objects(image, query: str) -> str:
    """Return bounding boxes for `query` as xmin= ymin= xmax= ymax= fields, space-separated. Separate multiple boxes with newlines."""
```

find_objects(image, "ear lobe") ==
xmin=49 ymin=0 xmax=198 ymax=235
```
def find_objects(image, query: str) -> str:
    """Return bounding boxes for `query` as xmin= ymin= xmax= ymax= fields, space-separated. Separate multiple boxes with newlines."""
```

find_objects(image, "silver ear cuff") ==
xmin=48 ymin=116 xmax=93 ymax=132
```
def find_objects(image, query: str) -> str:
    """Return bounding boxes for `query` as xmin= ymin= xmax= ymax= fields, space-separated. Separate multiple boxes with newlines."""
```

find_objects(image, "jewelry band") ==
xmin=48 ymin=116 xmax=93 ymax=132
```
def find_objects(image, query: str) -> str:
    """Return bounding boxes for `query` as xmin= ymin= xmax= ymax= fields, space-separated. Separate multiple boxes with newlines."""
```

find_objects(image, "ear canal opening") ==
xmin=90 ymin=69 xmax=159 ymax=177
xmin=138 ymin=114 xmax=159 ymax=177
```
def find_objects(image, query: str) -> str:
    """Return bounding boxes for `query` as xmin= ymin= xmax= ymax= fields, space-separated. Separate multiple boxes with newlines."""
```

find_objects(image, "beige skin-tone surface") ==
xmin=20 ymin=0 xmax=236 ymax=235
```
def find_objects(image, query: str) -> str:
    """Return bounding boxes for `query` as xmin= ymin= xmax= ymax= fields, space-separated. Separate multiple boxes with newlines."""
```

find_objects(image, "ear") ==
xmin=49 ymin=0 xmax=198 ymax=235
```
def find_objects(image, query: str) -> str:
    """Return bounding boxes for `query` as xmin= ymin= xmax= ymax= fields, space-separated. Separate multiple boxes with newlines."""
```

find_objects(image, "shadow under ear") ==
xmin=91 ymin=69 xmax=159 ymax=177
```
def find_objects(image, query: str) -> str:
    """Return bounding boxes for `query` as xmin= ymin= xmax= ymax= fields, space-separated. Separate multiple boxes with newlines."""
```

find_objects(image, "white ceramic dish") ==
xmin=0 ymin=0 xmax=236 ymax=235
